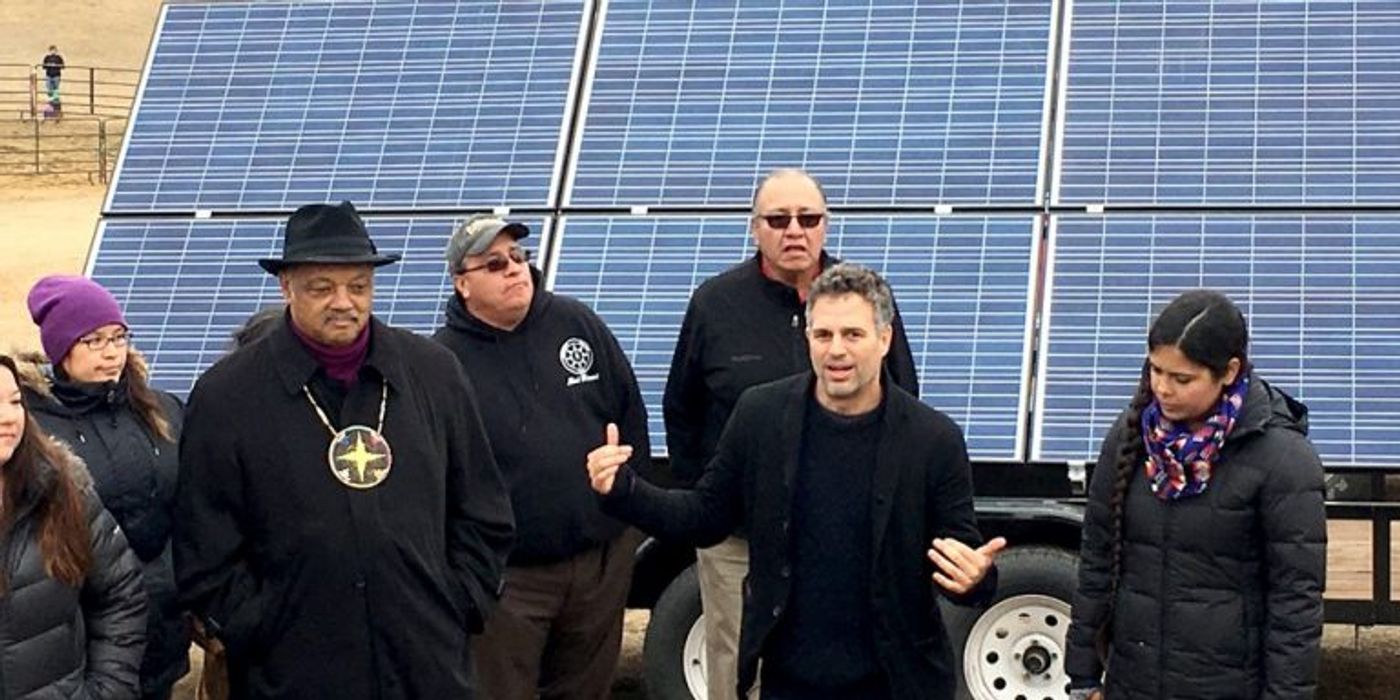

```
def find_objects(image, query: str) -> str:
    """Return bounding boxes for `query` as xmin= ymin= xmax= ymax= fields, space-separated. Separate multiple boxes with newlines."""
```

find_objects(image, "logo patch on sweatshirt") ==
xmin=560 ymin=337 xmax=600 ymax=386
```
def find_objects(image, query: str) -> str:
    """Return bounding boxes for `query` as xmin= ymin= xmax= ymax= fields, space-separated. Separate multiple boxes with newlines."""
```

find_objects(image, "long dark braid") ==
xmin=1098 ymin=361 xmax=1153 ymax=658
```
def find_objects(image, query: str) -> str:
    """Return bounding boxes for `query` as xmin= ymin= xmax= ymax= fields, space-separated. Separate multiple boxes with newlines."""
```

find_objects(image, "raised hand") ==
xmin=927 ymin=536 xmax=1007 ymax=594
xmin=585 ymin=422 xmax=633 ymax=495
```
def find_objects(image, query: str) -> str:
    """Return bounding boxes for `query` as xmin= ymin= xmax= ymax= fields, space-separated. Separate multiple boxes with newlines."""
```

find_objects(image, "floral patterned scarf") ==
xmin=1140 ymin=373 xmax=1249 ymax=500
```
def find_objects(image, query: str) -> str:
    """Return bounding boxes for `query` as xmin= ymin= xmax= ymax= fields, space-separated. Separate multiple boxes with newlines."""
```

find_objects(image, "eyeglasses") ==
xmin=757 ymin=212 xmax=826 ymax=230
xmin=459 ymin=247 xmax=530 ymax=275
xmin=77 ymin=331 xmax=132 ymax=351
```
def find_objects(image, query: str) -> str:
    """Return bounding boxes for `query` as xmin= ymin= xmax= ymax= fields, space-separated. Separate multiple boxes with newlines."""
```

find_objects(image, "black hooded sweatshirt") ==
xmin=433 ymin=268 xmax=651 ymax=565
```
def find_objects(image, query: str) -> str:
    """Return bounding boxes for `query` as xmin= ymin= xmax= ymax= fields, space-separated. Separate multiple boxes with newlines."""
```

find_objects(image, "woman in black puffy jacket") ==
xmin=1065 ymin=290 xmax=1327 ymax=700
xmin=22 ymin=275 xmax=188 ymax=700
xmin=0 ymin=353 xmax=147 ymax=699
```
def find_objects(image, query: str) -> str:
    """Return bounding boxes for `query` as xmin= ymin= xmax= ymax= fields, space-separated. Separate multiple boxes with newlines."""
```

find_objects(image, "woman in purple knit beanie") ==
xmin=23 ymin=274 xmax=191 ymax=700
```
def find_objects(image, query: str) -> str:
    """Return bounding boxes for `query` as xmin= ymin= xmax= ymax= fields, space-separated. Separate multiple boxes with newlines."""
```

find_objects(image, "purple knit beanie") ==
xmin=27 ymin=275 xmax=128 ymax=364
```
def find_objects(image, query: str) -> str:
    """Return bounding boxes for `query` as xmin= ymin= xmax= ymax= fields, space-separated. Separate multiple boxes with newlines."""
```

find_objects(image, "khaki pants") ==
xmin=696 ymin=535 xmax=760 ymax=700
xmin=471 ymin=530 xmax=639 ymax=700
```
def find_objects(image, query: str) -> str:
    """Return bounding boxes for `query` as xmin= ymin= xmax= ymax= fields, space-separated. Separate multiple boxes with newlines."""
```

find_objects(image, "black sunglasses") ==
xmin=758 ymin=212 xmax=826 ymax=230
xmin=460 ymin=247 xmax=530 ymax=274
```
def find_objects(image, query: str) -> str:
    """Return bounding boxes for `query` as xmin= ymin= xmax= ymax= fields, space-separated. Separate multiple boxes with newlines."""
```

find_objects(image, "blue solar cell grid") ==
xmin=569 ymin=1 xmax=1053 ymax=207
xmin=549 ymin=215 xmax=1037 ymax=459
xmin=1057 ymin=1 xmax=1400 ymax=205
xmin=1036 ymin=214 xmax=1400 ymax=467
xmin=107 ymin=1 xmax=584 ymax=213
xmin=88 ymin=216 xmax=549 ymax=394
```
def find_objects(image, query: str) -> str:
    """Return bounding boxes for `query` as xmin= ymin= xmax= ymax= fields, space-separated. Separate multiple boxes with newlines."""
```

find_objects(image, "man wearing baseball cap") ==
xmin=174 ymin=201 xmax=515 ymax=700
xmin=433 ymin=213 xmax=650 ymax=700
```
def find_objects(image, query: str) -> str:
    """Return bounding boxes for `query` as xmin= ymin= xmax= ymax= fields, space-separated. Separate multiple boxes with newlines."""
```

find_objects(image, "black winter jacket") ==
xmin=606 ymin=374 xmax=994 ymax=698
xmin=174 ymin=316 xmax=515 ymax=700
xmin=18 ymin=355 xmax=189 ymax=694
xmin=0 ymin=442 xmax=147 ymax=700
xmin=433 ymin=270 xmax=651 ymax=565
xmin=663 ymin=253 xmax=920 ymax=483
xmin=1066 ymin=375 xmax=1327 ymax=700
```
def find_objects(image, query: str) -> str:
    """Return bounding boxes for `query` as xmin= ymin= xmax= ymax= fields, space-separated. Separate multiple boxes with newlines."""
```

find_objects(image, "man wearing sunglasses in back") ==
xmin=433 ymin=214 xmax=651 ymax=700
xmin=665 ymin=168 xmax=919 ymax=699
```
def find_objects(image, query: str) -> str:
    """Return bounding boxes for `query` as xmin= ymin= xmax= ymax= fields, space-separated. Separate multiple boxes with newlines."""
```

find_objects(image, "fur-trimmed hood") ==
xmin=12 ymin=348 xmax=156 ymax=402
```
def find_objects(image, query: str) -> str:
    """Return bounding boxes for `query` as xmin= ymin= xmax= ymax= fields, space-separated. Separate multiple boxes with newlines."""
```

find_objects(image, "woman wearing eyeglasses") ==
xmin=21 ymin=275 xmax=190 ymax=700
xmin=0 ymin=352 xmax=147 ymax=699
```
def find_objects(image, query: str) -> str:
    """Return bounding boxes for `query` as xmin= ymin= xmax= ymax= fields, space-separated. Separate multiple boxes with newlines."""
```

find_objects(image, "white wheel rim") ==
xmin=963 ymin=594 xmax=1072 ymax=700
xmin=683 ymin=613 xmax=709 ymax=698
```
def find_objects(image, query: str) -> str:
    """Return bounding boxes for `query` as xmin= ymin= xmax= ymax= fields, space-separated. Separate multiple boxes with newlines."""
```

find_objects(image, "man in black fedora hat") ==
xmin=175 ymin=201 xmax=516 ymax=700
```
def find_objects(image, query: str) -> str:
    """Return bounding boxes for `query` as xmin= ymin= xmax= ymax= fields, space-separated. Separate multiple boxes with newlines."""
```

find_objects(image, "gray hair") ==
xmin=806 ymin=263 xmax=894 ymax=330
xmin=750 ymin=168 xmax=828 ymax=214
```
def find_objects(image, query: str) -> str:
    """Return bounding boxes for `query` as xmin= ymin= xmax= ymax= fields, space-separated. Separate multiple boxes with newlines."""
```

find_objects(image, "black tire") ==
xmin=941 ymin=546 xmax=1080 ymax=700
xmin=643 ymin=563 xmax=707 ymax=700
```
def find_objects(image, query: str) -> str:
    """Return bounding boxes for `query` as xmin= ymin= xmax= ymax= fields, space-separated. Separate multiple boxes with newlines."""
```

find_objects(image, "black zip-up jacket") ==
xmin=0 ymin=441 xmax=147 ymax=700
xmin=16 ymin=355 xmax=190 ymax=694
xmin=175 ymin=316 xmax=514 ymax=700
xmin=433 ymin=267 xmax=651 ymax=565
xmin=1066 ymin=375 xmax=1326 ymax=699
xmin=663 ymin=253 xmax=919 ymax=483
xmin=18 ymin=355 xmax=189 ymax=695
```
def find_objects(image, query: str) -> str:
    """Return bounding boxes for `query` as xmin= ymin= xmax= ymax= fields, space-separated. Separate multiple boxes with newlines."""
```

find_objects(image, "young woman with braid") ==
xmin=1065 ymin=290 xmax=1327 ymax=700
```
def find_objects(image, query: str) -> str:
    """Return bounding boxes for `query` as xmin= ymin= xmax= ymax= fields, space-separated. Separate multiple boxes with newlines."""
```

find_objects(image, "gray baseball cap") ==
xmin=446 ymin=214 xmax=530 ymax=273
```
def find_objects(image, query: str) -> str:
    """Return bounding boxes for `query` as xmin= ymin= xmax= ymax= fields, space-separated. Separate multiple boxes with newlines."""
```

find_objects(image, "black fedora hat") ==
xmin=258 ymin=201 xmax=401 ymax=274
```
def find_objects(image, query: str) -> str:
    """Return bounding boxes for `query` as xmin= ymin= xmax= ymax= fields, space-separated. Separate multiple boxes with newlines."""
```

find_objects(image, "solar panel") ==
xmin=548 ymin=214 xmax=1037 ymax=459
xmin=87 ymin=216 xmax=550 ymax=394
xmin=106 ymin=1 xmax=585 ymax=214
xmin=1035 ymin=214 xmax=1400 ymax=467
xmin=567 ymin=1 xmax=1054 ymax=208
xmin=1057 ymin=0 xmax=1400 ymax=205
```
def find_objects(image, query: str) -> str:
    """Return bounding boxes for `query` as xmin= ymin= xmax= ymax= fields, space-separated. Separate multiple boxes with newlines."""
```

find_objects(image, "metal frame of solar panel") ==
xmin=564 ymin=0 xmax=1059 ymax=209
xmin=1054 ymin=0 xmax=1400 ymax=206
xmin=87 ymin=216 xmax=552 ymax=394
xmin=547 ymin=214 xmax=1040 ymax=460
xmin=105 ymin=0 xmax=590 ymax=214
xmin=1035 ymin=213 xmax=1400 ymax=467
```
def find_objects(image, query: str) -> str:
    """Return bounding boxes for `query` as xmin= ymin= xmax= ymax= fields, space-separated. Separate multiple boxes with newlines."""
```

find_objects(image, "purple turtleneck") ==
xmin=289 ymin=319 xmax=370 ymax=385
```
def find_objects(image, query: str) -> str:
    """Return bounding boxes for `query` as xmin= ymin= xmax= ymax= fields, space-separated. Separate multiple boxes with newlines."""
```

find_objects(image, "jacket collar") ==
xmin=268 ymin=314 xmax=407 ymax=396
xmin=1228 ymin=371 xmax=1310 ymax=443
xmin=746 ymin=251 xmax=836 ymax=307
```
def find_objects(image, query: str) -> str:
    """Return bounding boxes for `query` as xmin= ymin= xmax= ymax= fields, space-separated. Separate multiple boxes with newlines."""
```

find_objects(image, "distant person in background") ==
xmin=1065 ymin=289 xmax=1327 ymax=700
xmin=0 ymin=352 xmax=148 ymax=700
xmin=21 ymin=275 xmax=189 ymax=700
xmin=433 ymin=214 xmax=650 ymax=700
xmin=662 ymin=168 xmax=920 ymax=699
xmin=42 ymin=45 xmax=65 ymax=95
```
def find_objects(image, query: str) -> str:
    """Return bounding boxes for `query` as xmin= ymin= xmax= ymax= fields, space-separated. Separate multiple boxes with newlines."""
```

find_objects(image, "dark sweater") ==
xmin=765 ymin=396 xmax=885 ymax=694
xmin=663 ymin=253 xmax=921 ymax=484
xmin=433 ymin=267 xmax=651 ymax=565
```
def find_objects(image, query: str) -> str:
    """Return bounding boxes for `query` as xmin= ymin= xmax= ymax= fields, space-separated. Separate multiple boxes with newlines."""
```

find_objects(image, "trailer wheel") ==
xmin=642 ymin=564 xmax=708 ymax=699
xmin=943 ymin=546 xmax=1080 ymax=700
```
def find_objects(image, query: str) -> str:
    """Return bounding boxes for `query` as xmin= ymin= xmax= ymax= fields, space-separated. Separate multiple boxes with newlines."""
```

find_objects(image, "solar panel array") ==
xmin=107 ymin=1 xmax=584 ymax=213
xmin=92 ymin=0 xmax=1400 ymax=466
xmin=1057 ymin=0 xmax=1400 ymax=205
xmin=1036 ymin=214 xmax=1400 ymax=466
xmin=568 ymin=0 xmax=1054 ymax=207
xmin=550 ymin=215 xmax=1037 ymax=459
xmin=93 ymin=216 xmax=547 ymax=391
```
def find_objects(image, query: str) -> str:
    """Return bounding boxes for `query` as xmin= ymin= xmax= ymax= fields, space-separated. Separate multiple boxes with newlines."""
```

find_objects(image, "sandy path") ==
xmin=0 ymin=182 xmax=102 ymax=351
